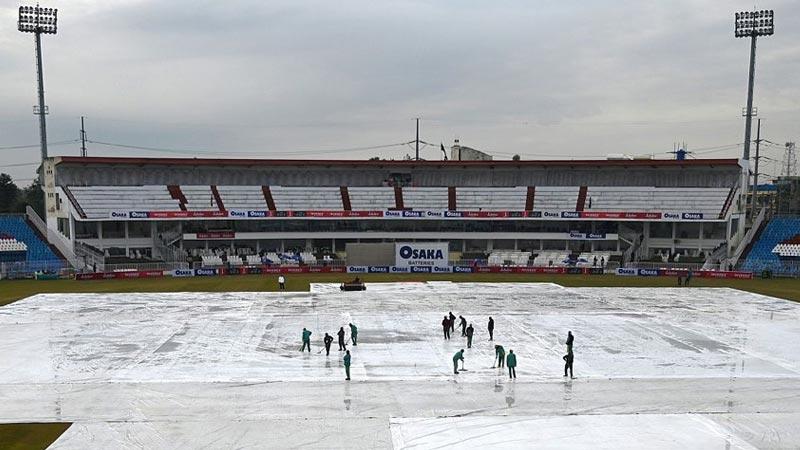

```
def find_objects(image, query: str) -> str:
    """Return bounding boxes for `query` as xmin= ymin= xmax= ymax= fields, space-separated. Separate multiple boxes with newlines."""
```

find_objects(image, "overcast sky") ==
xmin=1 ymin=0 xmax=799 ymax=183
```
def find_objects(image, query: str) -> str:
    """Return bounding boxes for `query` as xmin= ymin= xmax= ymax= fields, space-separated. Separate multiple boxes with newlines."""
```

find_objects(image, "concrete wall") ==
xmin=345 ymin=243 xmax=395 ymax=266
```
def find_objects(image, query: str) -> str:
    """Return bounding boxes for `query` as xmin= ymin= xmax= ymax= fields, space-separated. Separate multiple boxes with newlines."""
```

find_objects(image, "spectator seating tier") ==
xmin=66 ymin=185 xmax=735 ymax=217
xmin=742 ymin=218 xmax=800 ymax=275
xmin=348 ymin=187 xmax=396 ymax=210
xmin=402 ymin=187 xmax=448 ymax=210
xmin=488 ymin=250 xmax=531 ymax=266
xmin=586 ymin=187 xmax=730 ymax=214
xmin=216 ymin=186 xmax=268 ymax=210
xmin=69 ymin=185 xmax=181 ymax=219
xmin=456 ymin=187 xmax=527 ymax=211
xmin=181 ymin=186 xmax=217 ymax=211
xmin=270 ymin=186 xmax=343 ymax=210
xmin=0 ymin=216 xmax=63 ymax=270
xmin=533 ymin=187 xmax=581 ymax=210
xmin=773 ymin=243 xmax=800 ymax=257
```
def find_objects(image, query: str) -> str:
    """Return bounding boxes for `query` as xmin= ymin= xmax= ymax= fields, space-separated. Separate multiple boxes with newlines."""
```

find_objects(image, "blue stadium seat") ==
xmin=0 ymin=216 xmax=64 ymax=272
xmin=742 ymin=218 xmax=800 ymax=276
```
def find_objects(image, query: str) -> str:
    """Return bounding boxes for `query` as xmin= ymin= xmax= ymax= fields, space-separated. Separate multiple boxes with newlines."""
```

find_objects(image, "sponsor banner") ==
xmin=303 ymin=210 xmax=383 ymax=218
xmin=390 ymin=266 xmax=410 ymax=273
xmin=367 ymin=266 xmax=390 ymax=273
xmin=129 ymin=211 xmax=150 ymax=219
xmin=452 ymin=266 xmax=474 ymax=273
xmin=579 ymin=211 xmax=662 ymax=220
xmin=461 ymin=211 xmax=509 ymax=218
xmin=306 ymin=266 xmax=346 ymax=273
xmin=347 ymin=266 xmax=368 ymax=274
xmin=196 ymin=231 xmax=235 ymax=239
xmin=76 ymin=270 xmax=165 ymax=281
xmin=531 ymin=267 xmax=567 ymax=274
xmin=566 ymin=267 xmax=583 ymax=275
xmin=395 ymin=242 xmax=450 ymax=268
xmin=615 ymin=267 xmax=753 ymax=279
xmin=585 ymin=267 xmax=605 ymax=275
xmin=171 ymin=269 xmax=195 ymax=277
xmin=149 ymin=211 xmax=227 ymax=219
xmin=568 ymin=231 xmax=608 ymax=239
xmin=194 ymin=268 xmax=218 ymax=276
xmin=541 ymin=211 xmax=561 ymax=219
xmin=698 ymin=270 xmax=752 ymax=279
xmin=432 ymin=266 xmax=453 ymax=273
xmin=410 ymin=266 xmax=432 ymax=273
xmin=637 ymin=268 xmax=660 ymax=277
xmin=103 ymin=208 xmax=722 ymax=222
xmin=109 ymin=211 xmax=129 ymax=219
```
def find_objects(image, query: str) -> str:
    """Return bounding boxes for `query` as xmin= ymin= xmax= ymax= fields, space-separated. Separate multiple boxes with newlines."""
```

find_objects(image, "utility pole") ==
xmin=784 ymin=142 xmax=797 ymax=177
xmin=415 ymin=118 xmax=420 ymax=161
xmin=734 ymin=9 xmax=774 ymax=161
xmin=750 ymin=119 xmax=762 ymax=220
xmin=80 ymin=116 xmax=87 ymax=157
xmin=18 ymin=5 xmax=58 ymax=184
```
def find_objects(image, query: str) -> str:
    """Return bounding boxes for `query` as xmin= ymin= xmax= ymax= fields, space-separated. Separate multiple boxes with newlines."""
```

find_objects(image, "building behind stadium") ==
xmin=31 ymin=155 xmax=749 ymax=271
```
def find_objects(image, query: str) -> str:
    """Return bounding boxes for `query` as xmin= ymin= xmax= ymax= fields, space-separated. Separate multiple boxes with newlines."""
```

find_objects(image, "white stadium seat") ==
xmin=586 ymin=187 xmax=729 ymax=214
xmin=271 ymin=186 xmax=343 ymax=210
xmin=457 ymin=187 xmax=527 ymax=211
xmin=69 ymin=185 xmax=181 ymax=219
xmin=403 ymin=187 xmax=448 ymax=210
xmin=348 ymin=187 xmax=396 ymax=210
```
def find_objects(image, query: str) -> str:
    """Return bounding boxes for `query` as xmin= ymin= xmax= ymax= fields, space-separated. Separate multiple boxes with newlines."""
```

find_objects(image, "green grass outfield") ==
xmin=0 ymin=423 xmax=71 ymax=450
xmin=2 ymin=273 xmax=800 ymax=306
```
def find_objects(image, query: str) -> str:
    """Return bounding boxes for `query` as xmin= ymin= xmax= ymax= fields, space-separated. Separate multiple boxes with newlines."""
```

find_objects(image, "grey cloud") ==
xmin=1 ymin=0 xmax=798 ymax=182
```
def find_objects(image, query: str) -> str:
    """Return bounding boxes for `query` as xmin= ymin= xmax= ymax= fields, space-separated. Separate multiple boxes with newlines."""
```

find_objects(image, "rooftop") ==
xmin=53 ymin=156 xmax=741 ymax=169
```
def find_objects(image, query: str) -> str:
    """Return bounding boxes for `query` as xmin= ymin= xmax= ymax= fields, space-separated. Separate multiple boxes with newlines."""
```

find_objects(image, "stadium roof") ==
xmin=54 ymin=156 xmax=741 ymax=168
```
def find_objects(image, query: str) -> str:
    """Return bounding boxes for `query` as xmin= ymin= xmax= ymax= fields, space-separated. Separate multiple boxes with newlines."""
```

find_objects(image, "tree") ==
xmin=512 ymin=154 xmax=521 ymax=161
xmin=14 ymin=180 xmax=44 ymax=218
xmin=0 ymin=173 xmax=20 ymax=213
xmin=368 ymin=156 xmax=381 ymax=161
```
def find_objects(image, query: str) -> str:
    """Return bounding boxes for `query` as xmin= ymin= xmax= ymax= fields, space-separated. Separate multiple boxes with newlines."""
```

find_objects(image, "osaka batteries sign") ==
xmin=395 ymin=242 xmax=449 ymax=268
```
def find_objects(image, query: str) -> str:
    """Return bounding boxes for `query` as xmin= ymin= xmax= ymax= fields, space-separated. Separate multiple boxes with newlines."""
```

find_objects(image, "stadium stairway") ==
xmin=0 ymin=216 xmax=65 ymax=271
xmin=741 ymin=217 xmax=800 ymax=275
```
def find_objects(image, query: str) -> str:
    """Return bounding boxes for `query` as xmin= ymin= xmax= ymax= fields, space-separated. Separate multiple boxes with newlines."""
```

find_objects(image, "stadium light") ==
xmin=734 ymin=9 xmax=774 ymax=162
xmin=18 ymin=4 xmax=58 ymax=183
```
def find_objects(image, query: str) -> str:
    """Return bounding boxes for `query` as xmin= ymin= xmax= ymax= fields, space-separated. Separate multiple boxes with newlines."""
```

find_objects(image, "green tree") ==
xmin=14 ymin=180 xmax=44 ymax=218
xmin=512 ymin=154 xmax=521 ymax=161
xmin=0 ymin=173 xmax=20 ymax=213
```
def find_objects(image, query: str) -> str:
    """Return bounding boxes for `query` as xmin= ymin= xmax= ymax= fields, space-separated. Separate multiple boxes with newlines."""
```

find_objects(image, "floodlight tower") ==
xmin=18 ymin=4 xmax=58 ymax=181
xmin=734 ymin=9 xmax=774 ymax=161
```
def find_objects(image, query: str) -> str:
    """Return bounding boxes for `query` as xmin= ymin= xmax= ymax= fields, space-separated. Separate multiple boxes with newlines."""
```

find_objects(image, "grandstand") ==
xmin=69 ymin=185 xmax=180 ymax=219
xmin=742 ymin=217 xmax=800 ymax=276
xmin=0 ymin=216 xmax=64 ymax=272
xmin=586 ymin=187 xmax=731 ymax=216
xmin=38 ymin=156 xmax=748 ymax=271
